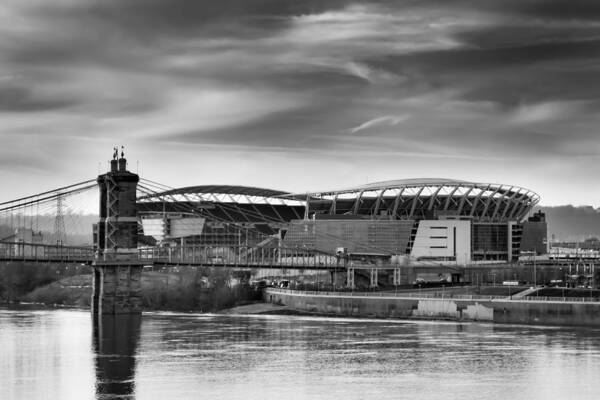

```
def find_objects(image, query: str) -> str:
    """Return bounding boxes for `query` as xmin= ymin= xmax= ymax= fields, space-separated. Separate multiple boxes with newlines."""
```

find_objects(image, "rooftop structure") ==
xmin=138 ymin=185 xmax=305 ymax=228
xmin=301 ymin=179 xmax=540 ymax=222
xmin=136 ymin=179 xmax=545 ymax=263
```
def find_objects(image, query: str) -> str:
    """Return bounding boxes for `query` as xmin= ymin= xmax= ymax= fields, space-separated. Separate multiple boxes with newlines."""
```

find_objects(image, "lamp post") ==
xmin=569 ymin=263 xmax=572 ymax=288
xmin=531 ymin=249 xmax=536 ymax=288
xmin=590 ymin=263 xmax=593 ymax=300
xmin=464 ymin=252 xmax=468 ymax=286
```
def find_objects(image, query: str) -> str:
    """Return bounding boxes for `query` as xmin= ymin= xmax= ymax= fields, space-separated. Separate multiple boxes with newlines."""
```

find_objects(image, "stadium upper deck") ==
xmin=138 ymin=179 xmax=540 ymax=224
xmin=137 ymin=179 xmax=545 ymax=260
xmin=302 ymin=179 xmax=540 ymax=222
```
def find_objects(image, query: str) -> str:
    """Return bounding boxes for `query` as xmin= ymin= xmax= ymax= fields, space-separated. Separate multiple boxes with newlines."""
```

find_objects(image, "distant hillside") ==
xmin=538 ymin=206 xmax=600 ymax=242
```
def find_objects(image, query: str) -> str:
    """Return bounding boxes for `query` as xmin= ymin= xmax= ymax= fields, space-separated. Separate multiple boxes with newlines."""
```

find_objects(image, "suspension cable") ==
xmin=0 ymin=179 xmax=96 ymax=206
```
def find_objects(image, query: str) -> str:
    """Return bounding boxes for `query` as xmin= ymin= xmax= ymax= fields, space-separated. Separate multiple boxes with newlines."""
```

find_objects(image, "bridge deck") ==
xmin=4 ymin=241 xmax=599 ymax=270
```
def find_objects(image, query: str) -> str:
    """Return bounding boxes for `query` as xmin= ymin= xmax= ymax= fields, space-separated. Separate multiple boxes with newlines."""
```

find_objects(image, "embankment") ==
xmin=0 ymin=262 xmax=89 ymax=304
xmin=265 ymin=288 xmax=600 ymax=327
xmin=21 ymin=269 xmax=261 ymax=312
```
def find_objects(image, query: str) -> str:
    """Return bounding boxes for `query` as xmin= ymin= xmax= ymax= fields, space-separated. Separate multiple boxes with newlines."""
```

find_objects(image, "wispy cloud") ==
xmin=510 ymin=100 xmax=592 ymax=124
xmin=349 ymin=115 xmax=409 ymax=134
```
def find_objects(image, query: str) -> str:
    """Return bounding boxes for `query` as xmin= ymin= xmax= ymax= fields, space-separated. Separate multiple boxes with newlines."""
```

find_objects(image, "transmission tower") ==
xmin=54 ymin=195 xmax=67 ymax=245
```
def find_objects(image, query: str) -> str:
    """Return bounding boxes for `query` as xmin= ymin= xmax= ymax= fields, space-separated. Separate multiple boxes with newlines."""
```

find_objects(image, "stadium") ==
xmin=136 ymin=179 xmax=547 ymax=265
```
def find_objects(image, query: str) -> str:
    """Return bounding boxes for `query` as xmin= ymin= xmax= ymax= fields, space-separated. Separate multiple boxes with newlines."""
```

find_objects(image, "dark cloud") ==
xmin=454 ymin=25 xmax=600 ymax=48
xmin=370 ymin=38 xmax=600 ymax=80
xmin=360 ymin=23 xmax=600 ymax=109
xmin=0 ymin=86 xmax=75 ymax=112
xmin=2 ymin=0 xmax=600 ymax=204
xmin=34 ymin=0 xmax=355 ymax=41
xmin=413 ymin=0 xmax=600 ymax=21
xmin=482 ymin=0 xmax=600 ymax=21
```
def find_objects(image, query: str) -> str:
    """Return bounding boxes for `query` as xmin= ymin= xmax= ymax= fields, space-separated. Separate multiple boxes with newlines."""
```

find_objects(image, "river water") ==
xmin=1 ymin=309 xmax=600 ymax=400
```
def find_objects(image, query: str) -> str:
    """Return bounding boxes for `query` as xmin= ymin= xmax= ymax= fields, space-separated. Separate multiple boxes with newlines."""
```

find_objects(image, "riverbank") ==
xmin=6 ymin=269 xmax=261 ymax=312
xmin=265 ymin=288 xmax=600 ymax=327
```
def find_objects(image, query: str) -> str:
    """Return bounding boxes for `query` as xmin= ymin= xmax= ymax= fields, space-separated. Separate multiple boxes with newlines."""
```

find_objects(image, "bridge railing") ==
xmin=266 ymin=288 xmax=600 ymax=303
xmin=136 ymin=245 xmax=436 ymax=269
xmin=137 ymin=245 xmax=345 ymax=268
xmin=0 ymin=241 xmax=398 ymax=269
xmin=0 ymin=241 xmax=95 ymax=262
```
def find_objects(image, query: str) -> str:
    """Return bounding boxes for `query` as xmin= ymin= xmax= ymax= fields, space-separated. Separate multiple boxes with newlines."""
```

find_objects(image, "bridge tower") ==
xmin=92 ymin=148 xmax=142 ymax=315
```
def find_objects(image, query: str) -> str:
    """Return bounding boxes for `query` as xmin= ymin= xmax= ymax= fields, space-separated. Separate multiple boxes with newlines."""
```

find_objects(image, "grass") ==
xmin=25 ymin=277 xmax=92 ymax=308
xmin=0 ymin=262 xmax=91 ymax=304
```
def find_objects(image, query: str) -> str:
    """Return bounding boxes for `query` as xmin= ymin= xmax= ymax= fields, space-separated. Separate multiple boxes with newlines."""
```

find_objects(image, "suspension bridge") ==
xmin=3 ymin=151 xmax=596 ymax=315
xmin=0 ymin=151 xmax=402 ymax=314
xmin=0 ymin=178 xmax=360 ymax=270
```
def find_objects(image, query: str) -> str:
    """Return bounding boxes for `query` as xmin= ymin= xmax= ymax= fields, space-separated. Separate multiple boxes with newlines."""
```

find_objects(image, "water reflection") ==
xmin=93 ymin=315 xmax=141 ymax=399
xmin=2 ymin=309 xmax=600 ymax=400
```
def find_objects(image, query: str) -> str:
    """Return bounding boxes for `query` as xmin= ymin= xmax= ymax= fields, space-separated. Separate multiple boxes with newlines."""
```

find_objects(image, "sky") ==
xmin=1 ymin=0 xmax=600 ymax=206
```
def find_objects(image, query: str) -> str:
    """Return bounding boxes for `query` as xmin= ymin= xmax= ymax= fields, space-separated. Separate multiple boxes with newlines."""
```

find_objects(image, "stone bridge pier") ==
xmin=92 ymin=263 xmax=142 ymax=314
xmin=92 ymin=150 xmax=142 ymax=315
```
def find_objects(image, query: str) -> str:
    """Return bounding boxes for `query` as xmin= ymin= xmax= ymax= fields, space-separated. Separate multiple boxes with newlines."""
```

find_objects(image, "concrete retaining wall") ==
xmin=265 ymin=289 xmax=600 ymax=327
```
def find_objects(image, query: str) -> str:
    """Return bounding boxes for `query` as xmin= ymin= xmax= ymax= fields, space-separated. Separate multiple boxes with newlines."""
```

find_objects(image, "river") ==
xmin=1 ymin=308 xmax=600 ymax=400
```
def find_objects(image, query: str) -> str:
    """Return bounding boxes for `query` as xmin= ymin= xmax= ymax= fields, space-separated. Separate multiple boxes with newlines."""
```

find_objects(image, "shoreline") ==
xmin=265 ymin=288 xmax=600 ymax=327
xmin=6 ymin=287 xmax=600 ymax=329
xmin=4 ymin=301 xmax=600 ymax=332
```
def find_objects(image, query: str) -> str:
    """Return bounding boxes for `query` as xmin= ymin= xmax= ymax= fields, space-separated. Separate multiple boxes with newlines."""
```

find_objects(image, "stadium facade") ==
xmin=137 ymin=179 xmax=547 ymax=264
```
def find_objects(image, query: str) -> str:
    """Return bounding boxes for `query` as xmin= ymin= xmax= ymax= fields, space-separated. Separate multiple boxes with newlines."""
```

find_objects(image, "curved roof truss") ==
xmin=303 ymin=180 xmax=539 ymax=222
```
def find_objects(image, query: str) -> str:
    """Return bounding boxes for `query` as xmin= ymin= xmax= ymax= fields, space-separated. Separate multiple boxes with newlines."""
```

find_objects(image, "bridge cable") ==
xmin=0 ymin=179 xmax=96 ymax=206
xmin=0 ymin=184 xmax=96 ymax=213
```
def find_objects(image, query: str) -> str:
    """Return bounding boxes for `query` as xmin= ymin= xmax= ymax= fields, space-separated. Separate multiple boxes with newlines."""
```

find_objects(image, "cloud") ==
xmin=0 ymin=85 xmax=76 ymax=112
xmin=99 ymin=87 xmax=305 ymax=139
xmin=2 ymin=0 xmax=600 ymax=205
xmin=511 ymin=101 xmax=592 ymax=124
xmin=349 ymin=115 xmax=409 ymax=134
xmin=342 ymin=62 xmax=401 ymax=83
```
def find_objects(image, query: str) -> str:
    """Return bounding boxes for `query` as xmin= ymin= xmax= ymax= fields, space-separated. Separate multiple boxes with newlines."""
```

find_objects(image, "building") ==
xmin=137 ymin=185 xmax=304 ymax=248
xmin=0 ymin=228 xmax=44 ymax=258
xmin=136 ymin=179 xmax=546 ymax=265
xmin=520 ymin=210 xmax=548 ymax=255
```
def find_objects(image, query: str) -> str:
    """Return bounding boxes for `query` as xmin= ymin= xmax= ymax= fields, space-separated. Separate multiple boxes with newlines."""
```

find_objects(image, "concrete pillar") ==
xmin=330 ymin=270 xmax=347 ymax=287
xmin=393 ymin=268 xmax=401 ymax=286
xmin=346 ymin=267 xmax=355 ymax=289
xmin=92 ymin=264 xmax=142 ymax=315
xmin=370 ymin=268 xmax=378 ymax=288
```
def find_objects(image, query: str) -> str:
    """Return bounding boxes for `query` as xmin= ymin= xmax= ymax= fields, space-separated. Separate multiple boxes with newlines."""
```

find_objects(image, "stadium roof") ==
xmin=303 ymin=178 xmax=537 ymax=197
xmin=137 ymin=185 xmax=304 ymax=210
xmin=298 ymin=179 xmax=540 ymax=222
xmin=144 ymin=185 xmax=289 ymax=198
xmin=138 ymin=179 xmax=540 ymax=223
xmin=355 ymin=178 xmax=471 ymax=190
